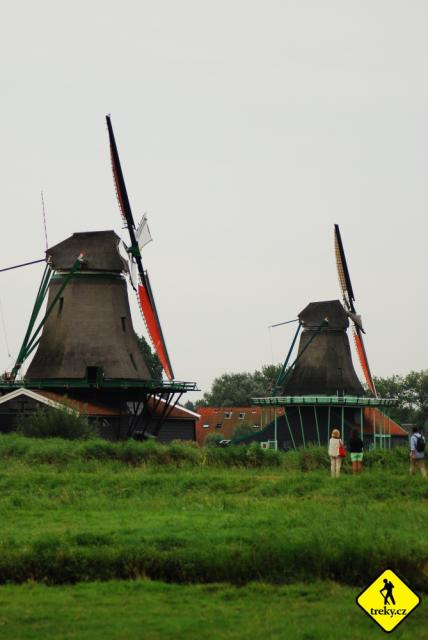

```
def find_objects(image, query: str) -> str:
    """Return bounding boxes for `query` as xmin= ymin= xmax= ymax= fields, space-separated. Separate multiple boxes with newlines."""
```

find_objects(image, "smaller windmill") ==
xmin=334 ymin=224 xmax=376 ymax=396
xmin=249 ymin=224 xmax=398 ymax=451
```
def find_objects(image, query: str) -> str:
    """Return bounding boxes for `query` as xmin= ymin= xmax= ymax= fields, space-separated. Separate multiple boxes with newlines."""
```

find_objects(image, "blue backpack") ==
xmin=415 ymin=434 xmax=426 ymax=453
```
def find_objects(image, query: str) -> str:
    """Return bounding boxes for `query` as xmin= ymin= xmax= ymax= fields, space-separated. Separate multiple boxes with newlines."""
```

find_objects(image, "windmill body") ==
xmin=283 ymin=300 xmax=364 ymax=397
xmin=26 ymin=231 xmax=152 ymax=381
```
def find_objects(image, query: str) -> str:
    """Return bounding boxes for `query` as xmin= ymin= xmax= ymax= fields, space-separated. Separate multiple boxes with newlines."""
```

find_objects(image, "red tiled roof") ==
xmin=195 ymin=406 xmax=284 ymax=445
xmin=363 ymin=408 xmax=407 ymax=437
xmin=38 ymin=391 xmax=199 ymax=422
xmin=37 ymin=391 xmax=120 ymax=417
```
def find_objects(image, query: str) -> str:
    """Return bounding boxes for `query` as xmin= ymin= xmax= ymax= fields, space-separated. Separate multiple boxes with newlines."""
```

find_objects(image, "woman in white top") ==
xmin=328 ymin=428 xmax=343 ymax=478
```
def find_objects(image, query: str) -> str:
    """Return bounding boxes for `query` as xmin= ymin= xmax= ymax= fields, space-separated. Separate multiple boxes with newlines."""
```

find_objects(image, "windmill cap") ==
xmin=46 ymin=230 xmax=125 ymax=272
xmin=299 ymin=300 xmax=349 ymax=330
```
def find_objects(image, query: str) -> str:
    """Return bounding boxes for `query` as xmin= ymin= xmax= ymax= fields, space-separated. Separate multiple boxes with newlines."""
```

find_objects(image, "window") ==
xmin=202 ymin=424 xmax=210 ymax=429
xmin=58 ymin=297 xmax=64 ymax=315
xmin=129 ymin=353 xmax=138 ymax=371
xmin=239 ymin=412 xmax=246 ymax=420
xmin=216 ymin=423 xmax=222 ymax=429
xmin=121 ymin=317 xmax=126 ymax=332
xmin=224 ymin=411 xmax=232 ymax=419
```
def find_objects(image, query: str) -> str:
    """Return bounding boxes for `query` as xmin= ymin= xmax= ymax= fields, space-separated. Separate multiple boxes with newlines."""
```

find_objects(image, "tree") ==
xmin=374 ymin=370 xmax=428 ymax=427
xmin=136 ymin=334 xmax=163 ymax=380
xmin=196 ymin=364 xmax=282 ymax=407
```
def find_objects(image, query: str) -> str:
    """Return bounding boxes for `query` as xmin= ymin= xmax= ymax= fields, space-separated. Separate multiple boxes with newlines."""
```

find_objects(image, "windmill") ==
xmin=0 ymin=117 xmax=196 ymax=440
xmin=247 ymin=225 xmax=398 ymax=451
xmin=334 ymin=224 xmax=376 ymax=396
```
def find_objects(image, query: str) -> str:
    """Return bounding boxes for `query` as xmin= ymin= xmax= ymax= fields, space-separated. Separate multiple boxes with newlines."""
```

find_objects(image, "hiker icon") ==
xmin=380 ymin=579 xmax=395 ymax=605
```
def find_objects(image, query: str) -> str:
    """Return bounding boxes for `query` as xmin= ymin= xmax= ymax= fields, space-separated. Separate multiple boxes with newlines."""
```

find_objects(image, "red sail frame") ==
xmin=353 ymin=327 xmax=376 ymax=396
xmin=138 ymin=284 xmax=173 ymax=381
xmin=106 ymin=115 xmax=174 ymax=380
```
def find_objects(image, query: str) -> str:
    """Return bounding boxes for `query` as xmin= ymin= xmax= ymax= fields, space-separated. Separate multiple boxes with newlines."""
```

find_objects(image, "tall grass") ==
xmin=0 ymin=433 xmax=410 ymax=470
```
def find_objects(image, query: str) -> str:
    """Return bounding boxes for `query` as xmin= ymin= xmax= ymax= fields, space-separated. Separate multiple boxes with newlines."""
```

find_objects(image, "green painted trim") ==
xmin=11 ymin=264 xmax=53 ymax=379
xmin=0 ymin=379 xmax=198 ymax=392
xmin=52 ymin=272 xmax=124 ymax=281
xmin=252 ymin=396 xmax=397 ymax=407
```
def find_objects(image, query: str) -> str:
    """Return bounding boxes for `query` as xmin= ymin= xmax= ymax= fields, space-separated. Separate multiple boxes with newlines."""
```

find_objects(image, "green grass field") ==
xmin=0 ymin=580 xmax=427 ymax=640
xmin=0 ymin=435 xmax=426 ymax=638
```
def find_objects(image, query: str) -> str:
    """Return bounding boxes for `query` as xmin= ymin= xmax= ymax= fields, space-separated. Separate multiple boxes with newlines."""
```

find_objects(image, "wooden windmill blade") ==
xmin=334 ymin=224 xmax=377 ymax=396
xmin=106 ymin=115 xmax=174 ymax=380
xmin=334 ymin=223 xmax=356 ymax=313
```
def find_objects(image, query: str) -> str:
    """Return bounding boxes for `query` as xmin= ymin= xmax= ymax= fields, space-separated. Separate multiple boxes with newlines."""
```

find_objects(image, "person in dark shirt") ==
xmin=349 ymin=428 xmax=364 ymax=474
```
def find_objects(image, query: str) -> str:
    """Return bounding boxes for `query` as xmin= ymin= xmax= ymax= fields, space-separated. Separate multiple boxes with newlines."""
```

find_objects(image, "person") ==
xmin=349 ymin=428 xmax=364 ymax=474
xmin=328 ymin=428 xmax=343 ymax=478
xmin=409 ymin=426 xmax=426 ymax=477
xmin=380 ymin=578 xmax=395 ymax=605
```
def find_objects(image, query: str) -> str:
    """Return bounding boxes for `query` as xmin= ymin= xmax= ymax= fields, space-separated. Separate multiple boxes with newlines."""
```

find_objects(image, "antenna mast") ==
xmin=41 ymin=190 xmax=49 ymax=251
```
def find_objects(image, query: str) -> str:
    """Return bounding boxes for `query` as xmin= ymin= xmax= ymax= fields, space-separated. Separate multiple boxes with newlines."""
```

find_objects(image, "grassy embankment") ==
xmin=0 ymin=435 xmax=426 ymax=638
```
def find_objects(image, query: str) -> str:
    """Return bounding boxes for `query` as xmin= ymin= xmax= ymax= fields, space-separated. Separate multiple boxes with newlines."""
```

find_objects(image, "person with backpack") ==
xmin=410 ymin=427 xmax=426 ymax=477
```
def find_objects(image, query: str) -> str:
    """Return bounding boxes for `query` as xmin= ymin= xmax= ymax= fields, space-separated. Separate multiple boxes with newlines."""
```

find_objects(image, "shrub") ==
xmin=297 ymin=446 xmax=330 ymax=471
xmin=17 ymin=407 xmax=98 ymax=440
xmin=204 ymin=433 xmax=223 ymax=447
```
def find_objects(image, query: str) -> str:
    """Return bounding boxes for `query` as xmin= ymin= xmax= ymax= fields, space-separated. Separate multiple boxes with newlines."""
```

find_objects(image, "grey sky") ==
xmin=1 ymin=1 xmax=427 ymax=399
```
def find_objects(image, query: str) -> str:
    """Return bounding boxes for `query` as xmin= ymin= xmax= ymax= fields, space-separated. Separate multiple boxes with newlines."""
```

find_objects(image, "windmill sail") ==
xmin=106 ymin=115 xmax=174 ymax=380
xmin=334 ymin=224 xmax=356 ymax=313
xmin=334 ymin=224 xmax=376 ymax=396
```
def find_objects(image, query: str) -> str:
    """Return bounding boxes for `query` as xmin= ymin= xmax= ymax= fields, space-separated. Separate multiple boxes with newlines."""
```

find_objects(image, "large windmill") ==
xmin=0 ymin=116 xmax=197 ymax=440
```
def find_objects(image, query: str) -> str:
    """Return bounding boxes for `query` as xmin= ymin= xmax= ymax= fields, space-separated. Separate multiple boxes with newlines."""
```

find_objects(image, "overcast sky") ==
xmin=1 ymin=1 xmax=427 ymax=399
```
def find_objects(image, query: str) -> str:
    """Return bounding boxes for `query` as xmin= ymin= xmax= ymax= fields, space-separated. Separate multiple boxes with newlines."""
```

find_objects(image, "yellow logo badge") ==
xmin=356 ymin=569 xmax=421 ymax=633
